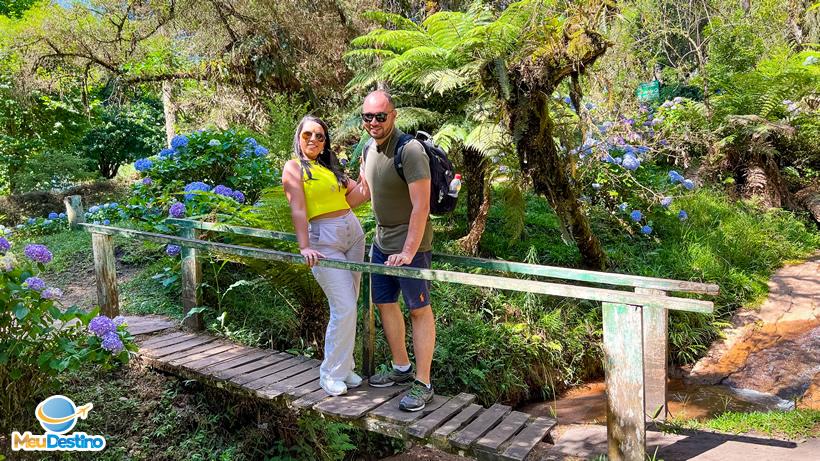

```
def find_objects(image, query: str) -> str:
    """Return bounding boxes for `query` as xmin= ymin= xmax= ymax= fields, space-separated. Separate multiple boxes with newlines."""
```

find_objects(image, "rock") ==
xmin=795 ymin=185 xmax=820 ymax=224
xmin=798 ymin=372 xmax=820 ymax=410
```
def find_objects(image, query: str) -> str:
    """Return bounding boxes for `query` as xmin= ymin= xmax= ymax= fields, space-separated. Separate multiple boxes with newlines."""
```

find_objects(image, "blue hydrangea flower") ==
xmin=668 ymin=170 xmax=684 ymax=184
xmin=169 ymin=202 xmax=186 ymax=218
xmin=254 ymin=146 xmax=269 ymax=157
xmin=213 ymin=185 xmax=233 ymax=197
xmin=134 ymin=158 xmax=153 ymax=172
xmin=208 ymin=139 xmax=220 ymax=146
xmin=43 ymin=219 xmax=52 ymax=225
xmin=58 ymin=213 xmax=66 ymax=219
xmin=101 ymin=332 xmax=124 ymax=353
xmin=24 ymin=244 xmax=53 ymax=264
xmin=110 ymin=203 xmax=118 ymax=209
xmin=661 ymin=197 xmax=673 ymax=208
xmin=89 ymin=205 xmax=100 ymax=213
xmin=166 ymin=244 xmax=181 ymax=257
xmin=244 ymin=137 xmax=258 ymax=147
xmin=158 ymin=148 xmax=176 ymax=159
xmin=232 ymin=191 xmax=246 ymax=203
xmin=42 ymin=287 xmax=63 ymax=300
xmin=142 ymin=177 xmax=153 ymax=186
xmin=24 ymin=276 xmax=46 ymax=291
xmin=27 ymin=218 xmax=36 ymax=225
xmin=113 ymin=316 xmax=127 ymax=326
xmin=93 ymin=220 xmax=100 ymax=225
xmin=102 ymin=219 xmax=110 ymax=226
xmin=622 ymin=156 xmax=640 ymax=171
xmin=0 ymin=237 xmax=10 ymax=253
xmin=184 ymin=182 xmax=211 ymax=201
xmin=48 ymin=212 xmax=58 ymax=219
xmin=630 ymin=210 xmax=643 ymax=222
xmin=613 ymin=156 xmax=623 ymax=165
xmin=170 ymin=135 xmax=189 ymax=149
xmin=89 ymin=315 xmax=116 ymax=337
xmin=498 ymin=165 xmax=509 ymax=174
xmin=618 ymin=203 xmax=629 ymax=212
xmin=682 ymin=179 xmax=695 ymax=190
xmin=641 ymin=225 xmax=653 ymax=235
xmin=585 ymin=102 xmax=596 ymax=110
xmin=102 ymin=203 xmax=109 ymax=209
xmin=678 ymin=210 xmax=689 ymax=221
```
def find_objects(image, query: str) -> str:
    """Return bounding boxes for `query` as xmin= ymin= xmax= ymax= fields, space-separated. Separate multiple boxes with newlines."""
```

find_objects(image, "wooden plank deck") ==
xmin=126 ymin=317 xmax=555 ymax=460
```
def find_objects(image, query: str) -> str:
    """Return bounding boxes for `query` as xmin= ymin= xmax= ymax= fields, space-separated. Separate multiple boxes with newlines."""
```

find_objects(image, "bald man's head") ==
xmin=362 ymin=90 xmax=397 ymax=143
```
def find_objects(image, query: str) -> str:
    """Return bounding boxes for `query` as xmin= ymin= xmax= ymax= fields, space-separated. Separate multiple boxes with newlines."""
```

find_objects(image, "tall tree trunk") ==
xmin=458 ymin=176 xmax=490 ymax=255
xmin=512 ymin=93 xmax=606 ymax=270
xmin=162 ymin=79 xmax=176 ymax=147
xmin=462 ymin=145 xmax=486 ymax=225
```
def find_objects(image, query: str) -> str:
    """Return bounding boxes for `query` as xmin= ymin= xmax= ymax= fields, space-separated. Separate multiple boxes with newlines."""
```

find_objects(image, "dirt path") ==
xmin=687 ymin=252 xmax=820 ymax=409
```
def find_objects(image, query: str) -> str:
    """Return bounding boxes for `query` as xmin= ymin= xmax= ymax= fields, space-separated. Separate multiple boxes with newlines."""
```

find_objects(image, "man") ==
xmin=358 ymin=90 xmax=436 ymax=412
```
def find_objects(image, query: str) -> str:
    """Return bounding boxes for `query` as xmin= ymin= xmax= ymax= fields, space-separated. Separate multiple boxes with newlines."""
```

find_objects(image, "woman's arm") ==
xmin=345 ymin=175 xmax=370 ymax=209
xmin=282 ymin=160 xmax=323 ymax=266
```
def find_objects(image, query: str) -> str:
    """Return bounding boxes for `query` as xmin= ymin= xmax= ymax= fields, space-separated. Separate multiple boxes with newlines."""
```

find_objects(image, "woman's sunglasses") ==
xmin=300 ymin=130 xmax=326 ymax=142
xmin=361 ymin=112 xmax=390 ymax=123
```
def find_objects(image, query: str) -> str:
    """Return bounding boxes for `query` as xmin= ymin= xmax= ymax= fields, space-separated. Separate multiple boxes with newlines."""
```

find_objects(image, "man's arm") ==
xmin=385 ymin=178 xmax=430 ymax=266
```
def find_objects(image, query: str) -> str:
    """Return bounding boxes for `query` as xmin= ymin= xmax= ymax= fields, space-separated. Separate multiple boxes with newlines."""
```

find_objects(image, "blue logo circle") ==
xmin=36 ymin=395 xmax=78 ymax=434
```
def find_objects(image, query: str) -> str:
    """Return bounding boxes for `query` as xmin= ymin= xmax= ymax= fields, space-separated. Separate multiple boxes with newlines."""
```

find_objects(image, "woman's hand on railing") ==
xmin=300 ymin=247 xmax=325 ymax=267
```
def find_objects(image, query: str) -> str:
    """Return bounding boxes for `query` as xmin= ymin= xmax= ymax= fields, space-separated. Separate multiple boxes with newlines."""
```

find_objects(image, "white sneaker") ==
xmin=344 ymin=371 xmax=363 ymax=388
xmin=320 ymin=377 xmax=347 ymax=396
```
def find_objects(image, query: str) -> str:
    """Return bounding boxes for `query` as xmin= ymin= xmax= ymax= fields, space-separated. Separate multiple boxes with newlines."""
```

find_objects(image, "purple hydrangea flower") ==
xmin=42 ymin=287 xmax=63 ymax=300
xmin=113 ymin=316 xmax=127 ymax=326
xmin=170 ymin=135 xmax=189 ymax=149
xmin=232 ymin=190 xmax=246 ymax=203
xmin=641 ymin=225 xmax=653 ymax=235
xmin=0 ymin=237 xmax=10 ymax=253
xmin=184 ymin=182 xmax=211 ymax=201
xmin=166 ymin=244 xmax=181 ymax=257
xmin=169 ymin=202 xmax=186 ymax=218
xmin=48 ymin=212 xmax=58 ymax=219
xmin=213 ymin=185 xmax=233 ymax=197
xmin=678 ymin=210 xmax=689 ymax=221
xmin=24 ymin=244 xmax=53 ymax=264
xmin=254 ymin=145 xmax=269 ymax=157
xmin=89 ymin=315 xmax=117 ymax=337
xmin=682 ymin=179 xmax=695 ymax=190
xmin=613 ymin=156 xmax=623 ymax=165
xmin=24 ymin=276 xmax=46 ymax=291
xmin=622 ymin=156 xmax=640 ymax=171
xmin=134 ymin=158 xmax=153 ymax=172
xmin=630 ymin=210 xmax=643 ymax=222
xmin=661 ymin=197 xmax=673 ymax=208
xmin=142 ymin=177 xmax=153 ymax=186
xmin=101 ymin=332 xmax=124 ymax=353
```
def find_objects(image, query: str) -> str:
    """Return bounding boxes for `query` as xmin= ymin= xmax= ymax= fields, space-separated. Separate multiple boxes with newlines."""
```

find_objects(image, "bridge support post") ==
xmin=361 ymin=250 xmax=376 ymax=377
xmin=91 ymin=232 xmax=120 ymax=317
xmin=180 ymin=227 xmax=204 ymax=331
xmin=638 ymin=288 xmax=668 ymax=422
xmin=603 ymin=302 xmax=645 ymax=461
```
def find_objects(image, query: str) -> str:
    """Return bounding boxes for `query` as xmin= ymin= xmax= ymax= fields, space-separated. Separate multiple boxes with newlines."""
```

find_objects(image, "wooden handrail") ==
xmin=165 ymin=218 xmax=720 ymax=295
xmin=81 ymin=223 xmax=713 ymax=313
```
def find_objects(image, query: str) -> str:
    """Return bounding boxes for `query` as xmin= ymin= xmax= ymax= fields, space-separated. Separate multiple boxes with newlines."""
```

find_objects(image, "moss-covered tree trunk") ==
xmin=462 ymin=145 xmax=486 ymax=226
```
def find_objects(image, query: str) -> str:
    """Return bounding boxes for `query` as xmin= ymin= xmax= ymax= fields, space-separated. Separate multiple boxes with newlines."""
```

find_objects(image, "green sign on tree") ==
xmin=636 ymin=81 xmax=660 ymax=102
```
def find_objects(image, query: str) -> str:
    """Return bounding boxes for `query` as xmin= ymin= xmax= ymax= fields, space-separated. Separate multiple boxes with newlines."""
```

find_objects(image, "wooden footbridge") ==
xmin=71 ymin=198 xmax=719 ymax=461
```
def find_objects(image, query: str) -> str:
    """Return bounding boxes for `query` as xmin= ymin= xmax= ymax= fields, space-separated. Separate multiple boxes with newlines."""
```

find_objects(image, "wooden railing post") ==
xmin=180 ymin=227 xmax=204 ymax=331
xmin=638 ymin=288 xmax=668 ymax=422
xmin=603 ymin=302 xmax=646 ymax=461
xmin=91 ymin=232 xmax=119 ymax=317
xmin=63 ymin=195 xmax=85 ymax=229
xmin=361 ymin=248 xmax=376 ymax=377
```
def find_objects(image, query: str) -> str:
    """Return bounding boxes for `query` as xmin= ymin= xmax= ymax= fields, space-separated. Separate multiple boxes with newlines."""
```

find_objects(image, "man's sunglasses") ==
xmin=300 ymin=130 xmax=326 ymax=142
xmin=361 ymin=112 xmax=390 ymax=123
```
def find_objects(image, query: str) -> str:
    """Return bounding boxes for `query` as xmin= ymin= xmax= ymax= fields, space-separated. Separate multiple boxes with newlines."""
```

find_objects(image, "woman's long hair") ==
xmin=292 ymin=115 xmax=346 ymax=187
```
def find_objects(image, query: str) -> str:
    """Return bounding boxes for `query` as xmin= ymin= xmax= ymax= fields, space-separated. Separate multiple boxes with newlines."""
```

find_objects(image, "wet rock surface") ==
xmin=688 ymin=253 xmax=820 ymax=408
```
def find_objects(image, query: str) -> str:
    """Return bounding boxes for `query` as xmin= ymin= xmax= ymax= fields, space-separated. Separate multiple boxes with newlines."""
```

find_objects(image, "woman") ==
xmin=282 ymin=115 xmax=369 ymax=396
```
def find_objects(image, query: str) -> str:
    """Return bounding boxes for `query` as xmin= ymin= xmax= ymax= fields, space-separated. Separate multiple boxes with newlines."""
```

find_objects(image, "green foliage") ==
xmin=78 ymin=98 xmax=165 ymax=179
xmin=264 ymin=94 xmax=310 ymax=164
xmin=666 ymin=409 xmax=820 ymax=439
xmin=0 ymin=239 xmax=135 ymax=432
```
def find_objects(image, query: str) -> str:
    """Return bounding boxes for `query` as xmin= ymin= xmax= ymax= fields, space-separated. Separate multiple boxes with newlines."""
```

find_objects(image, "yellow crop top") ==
xmin=302 ymin=160 xmax=349 ymax=220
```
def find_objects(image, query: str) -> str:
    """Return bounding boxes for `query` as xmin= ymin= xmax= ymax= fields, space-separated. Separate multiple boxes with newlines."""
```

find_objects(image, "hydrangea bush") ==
xmin=0 ymin=240 xmax=136 ymax=428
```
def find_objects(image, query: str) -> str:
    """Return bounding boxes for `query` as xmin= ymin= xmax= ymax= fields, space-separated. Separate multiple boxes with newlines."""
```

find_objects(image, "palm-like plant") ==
xmin=346 ymin=1 xmax=613 ymax=268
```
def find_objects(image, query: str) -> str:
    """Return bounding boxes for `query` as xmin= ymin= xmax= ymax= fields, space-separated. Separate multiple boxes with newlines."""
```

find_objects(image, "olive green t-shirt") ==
xmin=364 ymin=128 xmax=433 ymax=254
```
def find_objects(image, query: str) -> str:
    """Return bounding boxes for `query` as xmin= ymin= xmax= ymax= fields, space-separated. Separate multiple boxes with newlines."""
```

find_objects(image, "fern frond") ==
xmin=350 ymin=29 xmax=433 ymax=54
xmin=361 ymin=11 xmax=423 ymax=32
xmin=342 ymin=48 xmax=398 ymax=63
xmin=433 ymin=122 xmax=471 ymax=151
xmin=419 ymin=69 xmax=471 ymax=94
xmin=396 ymin=107 xmax=443 ymax=131
xmin=423 ymin=11 xmax=474 ymax=49
xmin=465 ymin=121 xmax=510 ymax=156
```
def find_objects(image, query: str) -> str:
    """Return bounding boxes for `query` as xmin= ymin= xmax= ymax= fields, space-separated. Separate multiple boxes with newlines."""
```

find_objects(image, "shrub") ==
xmin=0 ymin=241 xmax=136 ymax=431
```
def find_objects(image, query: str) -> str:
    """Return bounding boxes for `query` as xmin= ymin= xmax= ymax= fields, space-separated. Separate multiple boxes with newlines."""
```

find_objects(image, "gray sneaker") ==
xmin=369 ymin=364 xmax=415 ymax=388
xmin=399 ymin=380 xmax=434 ymax=412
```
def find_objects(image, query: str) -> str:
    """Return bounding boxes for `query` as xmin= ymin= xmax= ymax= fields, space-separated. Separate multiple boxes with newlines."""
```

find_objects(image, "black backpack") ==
xmin=365 ymin=131 xmax=458 ymax=215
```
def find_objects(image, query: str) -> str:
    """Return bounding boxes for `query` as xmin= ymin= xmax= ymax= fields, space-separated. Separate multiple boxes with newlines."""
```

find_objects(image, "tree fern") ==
xmin=361 ymin=11 xmax=424 ymax=32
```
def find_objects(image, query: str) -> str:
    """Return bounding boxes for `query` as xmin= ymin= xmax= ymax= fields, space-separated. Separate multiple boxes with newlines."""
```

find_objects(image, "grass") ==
xmin=662 ymin=409 xmax=820 ymax=440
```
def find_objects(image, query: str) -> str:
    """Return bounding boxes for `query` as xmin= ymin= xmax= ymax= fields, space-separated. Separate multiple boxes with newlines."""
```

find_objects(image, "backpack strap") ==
xmin=393 ymin=133 xmax=415 ymax=183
